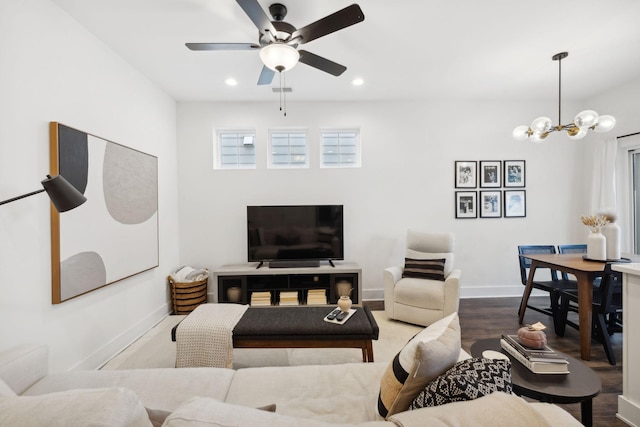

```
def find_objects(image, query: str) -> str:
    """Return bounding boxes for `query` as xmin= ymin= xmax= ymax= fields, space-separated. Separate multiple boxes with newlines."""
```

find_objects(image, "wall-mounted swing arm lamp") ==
xmin=0 ymin=174 xmax=86 ymax=212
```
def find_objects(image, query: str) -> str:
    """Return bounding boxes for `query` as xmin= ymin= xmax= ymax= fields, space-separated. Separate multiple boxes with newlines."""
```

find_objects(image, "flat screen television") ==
xmin=247 ymin=205 xmax=344 ymax=267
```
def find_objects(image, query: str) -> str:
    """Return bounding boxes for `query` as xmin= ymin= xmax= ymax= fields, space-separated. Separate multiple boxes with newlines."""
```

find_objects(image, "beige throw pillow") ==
xmin=377 ymin=312 xmax=461 ymax=418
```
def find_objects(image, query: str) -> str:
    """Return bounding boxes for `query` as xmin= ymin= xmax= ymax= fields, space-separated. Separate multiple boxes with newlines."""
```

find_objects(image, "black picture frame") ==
xmin=480 ymin=191 xmax=502 ymax=218
xmin=455 ymin=191 xmax=477 ymax=218
xmin=455 ymin=161 xmax=477 ymax=188
xmin=504 ymin=160 xmax=526 ymax=188
xmin=480 ymin=160 xmax=501 ymax=188
xmin=504 ymin=190 xmax=526 ymax=217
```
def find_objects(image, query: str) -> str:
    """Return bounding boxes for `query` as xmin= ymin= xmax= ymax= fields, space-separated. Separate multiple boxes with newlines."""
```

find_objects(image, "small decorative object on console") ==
xmin=517 ymin=322 xmax=547 ymax=349
xmin=338 ymin=295 xmax=352 ymax=313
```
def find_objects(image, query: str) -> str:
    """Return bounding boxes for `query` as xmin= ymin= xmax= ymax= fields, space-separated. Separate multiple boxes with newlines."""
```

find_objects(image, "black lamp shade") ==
xmin=41 ymin=175 xmax=87 ymax=212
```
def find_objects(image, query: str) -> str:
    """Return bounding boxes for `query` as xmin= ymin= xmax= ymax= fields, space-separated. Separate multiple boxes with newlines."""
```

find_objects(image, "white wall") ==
xmin=176 ymin=98 xmax=594 ymax=301
xmin=0 ymin=0 xmax=179 ymax=372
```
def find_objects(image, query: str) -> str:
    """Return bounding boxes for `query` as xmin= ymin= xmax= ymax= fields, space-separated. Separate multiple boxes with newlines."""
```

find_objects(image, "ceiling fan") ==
xmin=186 ymin=0 xmax=365 ymax=86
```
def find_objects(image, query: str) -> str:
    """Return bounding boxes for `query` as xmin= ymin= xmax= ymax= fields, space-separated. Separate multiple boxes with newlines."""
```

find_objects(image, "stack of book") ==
xmin=250 ymin=291 xmax=272 ymax=306
xmin=500 ymin=334 xmax=569 ymax=374
xmin=306 ymin=289 xmax=327 ymax=305
xmin=279 ymin=291 xmax=299 ymax=306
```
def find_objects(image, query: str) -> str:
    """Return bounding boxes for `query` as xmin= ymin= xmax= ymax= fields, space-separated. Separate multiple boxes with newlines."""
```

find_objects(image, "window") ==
xmin=214 ymin=130 xmax=256 ymax=169
xmin=269 ymin=130 xmax=308 ymax=168
xmin=321 ymin=129 xmax=361 ymax=168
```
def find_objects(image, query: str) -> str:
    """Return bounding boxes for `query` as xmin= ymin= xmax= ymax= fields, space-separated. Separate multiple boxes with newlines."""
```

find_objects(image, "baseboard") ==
xmin=71 ymin=303 xmax=171 ymax=371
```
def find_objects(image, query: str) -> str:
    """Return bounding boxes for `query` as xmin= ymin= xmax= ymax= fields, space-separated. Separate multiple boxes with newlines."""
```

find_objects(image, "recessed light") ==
xmin=225 ymin=78 xmax=238 ymax=86
xmin=352 ymin=77 xmax=364 ymax=86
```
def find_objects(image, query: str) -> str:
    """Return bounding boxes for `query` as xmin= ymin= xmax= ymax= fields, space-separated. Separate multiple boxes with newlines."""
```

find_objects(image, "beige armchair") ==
xmin=384 ymin=230 xmax=461 ymax=327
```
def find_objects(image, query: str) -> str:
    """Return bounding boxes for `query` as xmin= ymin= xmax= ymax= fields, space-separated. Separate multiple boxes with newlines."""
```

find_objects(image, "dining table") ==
xmin=518 ymin=253 xmax=633 ymax=360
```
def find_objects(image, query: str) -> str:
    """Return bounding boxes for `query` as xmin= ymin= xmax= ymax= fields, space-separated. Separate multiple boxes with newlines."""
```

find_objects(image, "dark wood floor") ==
xmin=457 ymin=296 xmax=625 ymax=427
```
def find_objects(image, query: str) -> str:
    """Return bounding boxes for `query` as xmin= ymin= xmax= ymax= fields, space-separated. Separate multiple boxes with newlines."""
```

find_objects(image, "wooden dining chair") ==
xmin=556 ymin=263 xmax=622 ymax=365
xmin=517 ymin=245 xmax=578 ymax=324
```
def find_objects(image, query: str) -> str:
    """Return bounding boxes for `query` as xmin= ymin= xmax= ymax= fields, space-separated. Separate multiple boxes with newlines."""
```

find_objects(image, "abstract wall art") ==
xmin=49 ymin=122 xmax=159 ymax=303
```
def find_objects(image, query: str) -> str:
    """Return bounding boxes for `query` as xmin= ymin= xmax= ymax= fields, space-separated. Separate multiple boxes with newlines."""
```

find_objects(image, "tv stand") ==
xmin=214 ymin=262 xmax=362 ymax=306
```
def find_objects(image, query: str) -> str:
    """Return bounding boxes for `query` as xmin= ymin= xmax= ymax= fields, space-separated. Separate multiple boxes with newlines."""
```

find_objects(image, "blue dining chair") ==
xmin=517 ymin=245 xmax=578 ymax=324
xmin=556 ymin=263 xmax=622 ymax=364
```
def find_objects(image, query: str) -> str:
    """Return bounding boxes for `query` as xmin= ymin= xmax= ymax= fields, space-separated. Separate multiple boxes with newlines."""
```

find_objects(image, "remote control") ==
xmin=326 ymin=308 xmax=341 ymax=320
xmin=336 ymin=311 xmax=348 ymax=321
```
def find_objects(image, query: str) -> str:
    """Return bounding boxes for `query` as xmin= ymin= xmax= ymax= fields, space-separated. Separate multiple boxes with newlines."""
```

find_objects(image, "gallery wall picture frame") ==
xmin=49 ymin=122 xmax=159 ymax=303
xmin=480 ymin=160 xmax=501 ymax=188
xmin=455 ymin=161 xmax=477 ymax=188
xmin=504 ymin=160 xmax=526 ymax=187
xmin=504 ymin=190 xmax=526 ymax=218
xmin=480 ymin=191 xmax=502 ymax=218
xmin=455 ymin=191 xmax=477 ymax=218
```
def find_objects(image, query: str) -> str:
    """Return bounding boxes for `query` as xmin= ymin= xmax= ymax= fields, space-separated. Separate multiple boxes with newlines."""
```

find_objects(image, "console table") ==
xmin=214 ymin=262 xmax=362 ymax=306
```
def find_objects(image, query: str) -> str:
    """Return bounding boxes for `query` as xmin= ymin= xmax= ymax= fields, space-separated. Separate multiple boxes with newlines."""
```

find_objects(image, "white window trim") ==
xmin=214 ymin=129 xmax=257 ymax=170
xmin=320 ymin=128 xmax=361 ymax=168
xmin=268 ymin=128 xmax=309 ymax=169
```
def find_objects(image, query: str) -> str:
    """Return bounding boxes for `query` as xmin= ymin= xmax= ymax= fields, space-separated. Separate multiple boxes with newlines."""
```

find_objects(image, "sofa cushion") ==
xmin=225 ymin=362 xmax=386 ymax=424
xmin=402 ymin=258 xmax=446 ymax=281
xmin=0 ymin=379 xmax=16 ymax=397
xmin=0 ymin=343 xmax=48 ymax=395
xmin=389 ymin=392 xmax=554 ymax=427
xmin=22 ymin=367 xmax=236 ymax=412
xmin=0 ymin=387 xmax=152 ymax=427
xmin=410 ymin=357 xmax=512 ymax=409
xmin=377 ymin=312 xmax=460 ymax=418
xmin=162 ymin=397 xmax=391 ymax=427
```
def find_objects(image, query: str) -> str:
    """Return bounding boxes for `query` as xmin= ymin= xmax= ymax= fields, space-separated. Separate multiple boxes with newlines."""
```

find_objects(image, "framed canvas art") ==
xmin=455 ymin=161 xmax=477 ymax=188
xmin=455 ymin=191 xmax=477 ymax=218
xmin=49 ymin=122 xmax=159 ymax=303
xmin=504 ymin=160 xmax=526 ymax=187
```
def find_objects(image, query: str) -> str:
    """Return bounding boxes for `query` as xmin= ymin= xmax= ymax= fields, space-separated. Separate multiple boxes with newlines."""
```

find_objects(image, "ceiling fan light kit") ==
xmin=259 ymin=43 xmax=300 ymax=72
xmin=513 ymin=52 xmax=615 ymax=142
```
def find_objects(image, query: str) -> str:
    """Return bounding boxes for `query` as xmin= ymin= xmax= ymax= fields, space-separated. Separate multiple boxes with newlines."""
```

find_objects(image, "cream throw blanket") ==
xmin=175 ymin=304 xmax=249 ymax=368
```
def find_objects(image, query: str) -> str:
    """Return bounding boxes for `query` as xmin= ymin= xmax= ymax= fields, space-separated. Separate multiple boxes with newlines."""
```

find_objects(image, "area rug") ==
xmin=101 ymin=309 xmax=423 ymax=370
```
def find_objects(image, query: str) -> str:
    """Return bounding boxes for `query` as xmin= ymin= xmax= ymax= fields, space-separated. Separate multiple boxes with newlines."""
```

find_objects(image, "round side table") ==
xmin=471 ymin=338 xmax=601 ymax=427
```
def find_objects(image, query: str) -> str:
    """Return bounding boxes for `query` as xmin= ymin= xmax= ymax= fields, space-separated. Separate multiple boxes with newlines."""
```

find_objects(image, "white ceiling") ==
xmin=51 ymin=0 xmax=640 ymax=103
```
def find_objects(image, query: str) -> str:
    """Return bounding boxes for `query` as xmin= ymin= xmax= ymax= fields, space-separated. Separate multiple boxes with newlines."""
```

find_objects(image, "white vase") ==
xmin=587 ymin=231 xmax=607 ymax=261
xmin=602 ymin=222 xmax=621 ymax=260
xmin=338 ymin=295 xmax=352 ymax=313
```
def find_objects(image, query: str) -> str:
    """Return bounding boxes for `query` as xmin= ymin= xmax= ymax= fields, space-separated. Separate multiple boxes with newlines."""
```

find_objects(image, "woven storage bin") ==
xmin=168 ymin=275 xmax=208 ymax=314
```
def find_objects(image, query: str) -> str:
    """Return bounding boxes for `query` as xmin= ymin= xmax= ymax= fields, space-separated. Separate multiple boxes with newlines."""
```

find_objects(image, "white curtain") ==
xmin=590 ymin=137 xmax=618 ymax=215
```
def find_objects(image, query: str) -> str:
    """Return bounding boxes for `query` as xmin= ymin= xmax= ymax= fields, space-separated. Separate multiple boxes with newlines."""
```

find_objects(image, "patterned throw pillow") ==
xmin=377 ymin=312 xmax=460 ymax=418
xmin=402 ymin=258 xmax=446 ymax=281
xmin=410 ymin=358 xmax=512 ymax=409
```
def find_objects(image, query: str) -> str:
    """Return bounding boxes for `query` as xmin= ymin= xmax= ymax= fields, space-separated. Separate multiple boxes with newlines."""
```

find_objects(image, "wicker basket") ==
xmin=168 ymin=275 xmax=208 ymax=314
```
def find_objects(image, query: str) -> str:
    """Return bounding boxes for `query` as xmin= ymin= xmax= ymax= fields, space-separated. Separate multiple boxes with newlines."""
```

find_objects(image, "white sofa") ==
xmin=0 ymin=342 xmax=582 ymax=426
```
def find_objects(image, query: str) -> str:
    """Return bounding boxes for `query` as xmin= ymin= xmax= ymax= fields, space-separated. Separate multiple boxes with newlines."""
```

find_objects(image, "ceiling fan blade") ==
xmin=298 ymin=50 xmax=347 ymax=76
xmin=292 ymin=4 xmax=365 ymax=44
xmin=257 ymin=66 xmax=275 ymax=85
xmin=186 ymin=43 xmax=259 ymax=51
xmin=236 ymin=0 xmax=278 ymax=35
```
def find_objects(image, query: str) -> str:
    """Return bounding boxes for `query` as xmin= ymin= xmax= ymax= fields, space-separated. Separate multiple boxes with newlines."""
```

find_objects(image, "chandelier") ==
xmin=513 ymin=52 xmax=616 ymax=142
